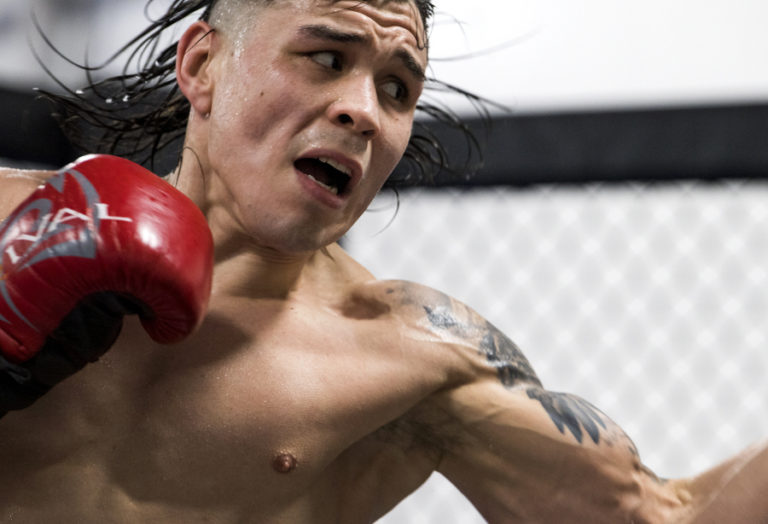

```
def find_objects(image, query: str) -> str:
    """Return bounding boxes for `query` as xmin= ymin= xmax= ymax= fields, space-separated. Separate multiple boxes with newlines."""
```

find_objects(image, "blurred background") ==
xmin=2 ymin=0 xmax=767 ymax=522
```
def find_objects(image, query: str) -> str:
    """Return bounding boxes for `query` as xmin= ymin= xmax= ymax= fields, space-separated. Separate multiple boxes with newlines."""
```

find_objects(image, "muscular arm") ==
xmin=401 ymin=284 xmax=768 ymax=523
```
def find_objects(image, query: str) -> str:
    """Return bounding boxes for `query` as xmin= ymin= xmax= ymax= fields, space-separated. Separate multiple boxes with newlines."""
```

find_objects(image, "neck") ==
xmin=211 ymin=240 xmax=328 ymax=299
xmin=169 ymin=149 xmax=333 ymax=300
xmin=169 ymin=138 xmax=362 ymax=300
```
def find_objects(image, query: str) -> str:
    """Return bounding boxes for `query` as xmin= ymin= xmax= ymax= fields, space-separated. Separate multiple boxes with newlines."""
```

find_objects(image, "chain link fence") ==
xmin=342 ymin=181 xmax=768 ymax=523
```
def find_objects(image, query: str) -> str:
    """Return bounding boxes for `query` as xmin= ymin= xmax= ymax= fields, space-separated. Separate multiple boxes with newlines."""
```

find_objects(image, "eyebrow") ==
xmin=297 ymin=24 xmax=426 ymax=82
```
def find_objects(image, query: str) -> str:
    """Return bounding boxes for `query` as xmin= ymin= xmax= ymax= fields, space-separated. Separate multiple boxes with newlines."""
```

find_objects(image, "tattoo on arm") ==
xmin=411 ymin=286 xmax=642 ymax=454
xmin=422 ymin=299 xmax=542 ymax=389
xmin=478 ymin=321 xmax=542 ymax=388
xmin=526 ymin=389 xmax=607 ymax=445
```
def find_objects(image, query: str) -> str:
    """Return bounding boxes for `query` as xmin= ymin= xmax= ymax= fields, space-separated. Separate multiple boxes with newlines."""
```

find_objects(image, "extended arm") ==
xmin=409 ymin=286 xmax=768 ymax=523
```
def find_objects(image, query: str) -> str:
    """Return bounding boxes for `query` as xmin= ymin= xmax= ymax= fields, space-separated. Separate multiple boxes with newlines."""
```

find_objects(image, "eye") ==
xmin=381 ymin=79 xmax=409 ymax=103
xmin=309 ymin=51 xmax=342 ymax=71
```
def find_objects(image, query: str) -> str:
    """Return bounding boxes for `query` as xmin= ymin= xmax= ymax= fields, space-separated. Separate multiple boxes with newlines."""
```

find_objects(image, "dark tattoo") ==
xmin=414 ymin=287 xmax=623 ymax=449
xmin=526 ymin=389 xmax=607 ymax=445
xmin=423 ymin=305 xmax=460 ymax=331
xmin=423 ymin=304 xmax=541 ymax=388
xmin=479 ymin=323 xmax=542 ymax=388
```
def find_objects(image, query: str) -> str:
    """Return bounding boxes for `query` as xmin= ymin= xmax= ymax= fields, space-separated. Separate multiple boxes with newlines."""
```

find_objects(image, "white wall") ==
xmin=429 ymin=0 xmax=768 ymax=113
xmin=1 ymin=0 xmax=767 ymax=112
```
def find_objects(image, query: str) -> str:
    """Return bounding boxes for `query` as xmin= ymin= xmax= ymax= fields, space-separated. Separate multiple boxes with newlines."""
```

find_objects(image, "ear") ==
xmin=176 ymin=21 xmax=218 ymax=117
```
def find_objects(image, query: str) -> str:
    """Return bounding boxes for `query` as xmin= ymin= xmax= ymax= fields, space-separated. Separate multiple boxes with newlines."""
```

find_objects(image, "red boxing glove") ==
xmin=0 ymin=154 xmax=213 ymax=415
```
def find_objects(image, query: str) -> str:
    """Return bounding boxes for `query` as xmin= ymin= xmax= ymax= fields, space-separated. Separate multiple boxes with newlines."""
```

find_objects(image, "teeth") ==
xmin=318 ymin=157 xmax=352 ymax=176
xmin=307 ymin=174 xmax=339 ymax=195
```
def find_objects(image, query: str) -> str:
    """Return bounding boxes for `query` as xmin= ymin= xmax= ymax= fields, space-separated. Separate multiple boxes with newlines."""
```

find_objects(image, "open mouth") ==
xmin=295 ymin=157 xmax=352 ymax=196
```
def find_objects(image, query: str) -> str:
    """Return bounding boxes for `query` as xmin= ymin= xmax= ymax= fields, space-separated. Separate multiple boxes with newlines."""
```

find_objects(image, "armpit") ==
xmin=373 ymin=404 xmax=460 ymax=462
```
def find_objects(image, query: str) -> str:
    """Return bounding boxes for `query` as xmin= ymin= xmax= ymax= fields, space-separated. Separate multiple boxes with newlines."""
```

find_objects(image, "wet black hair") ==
xmin=36 ymin=0 xmax=491 ymax=187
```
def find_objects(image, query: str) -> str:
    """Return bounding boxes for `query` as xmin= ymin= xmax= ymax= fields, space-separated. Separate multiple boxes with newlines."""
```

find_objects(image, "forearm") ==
xmin=409 ymin=290 xmax=768 ymax=522
xmin=677 ymin=439 xmax=768 ymax=523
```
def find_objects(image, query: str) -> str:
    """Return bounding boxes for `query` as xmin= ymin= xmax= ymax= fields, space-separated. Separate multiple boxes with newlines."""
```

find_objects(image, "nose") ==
xmin=326 ymin=74 xmax=381 ymax=140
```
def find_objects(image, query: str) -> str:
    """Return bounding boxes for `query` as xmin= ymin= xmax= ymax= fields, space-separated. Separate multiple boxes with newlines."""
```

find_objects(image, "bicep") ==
xmin=523 ymin=387 xmax=622 ymax=447
xmin=395 ymin=285 xmax=700 ymax=521
xmin=413 ymin=284 xmax=639 ymax=453
xmin=408 ymin=282 xmax=635 ymax=452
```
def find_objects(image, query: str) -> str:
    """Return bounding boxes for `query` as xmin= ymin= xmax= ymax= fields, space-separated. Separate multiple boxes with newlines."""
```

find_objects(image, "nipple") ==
xmin=272 ymin=452 xmax=298 ymax=474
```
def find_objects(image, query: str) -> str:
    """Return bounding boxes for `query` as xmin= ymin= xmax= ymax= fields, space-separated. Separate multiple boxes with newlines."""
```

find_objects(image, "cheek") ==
xmin=215 ymin=56 xmax=300 ymax=130
xmin=376 ymin=119 xmax=414 ymax=177
xmin=209 ymin=77 xmax=304 ymax=160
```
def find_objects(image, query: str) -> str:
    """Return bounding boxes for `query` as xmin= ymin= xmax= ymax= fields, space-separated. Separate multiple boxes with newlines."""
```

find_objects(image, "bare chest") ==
xmin=0 ymin=300 xmax=444 ymax=519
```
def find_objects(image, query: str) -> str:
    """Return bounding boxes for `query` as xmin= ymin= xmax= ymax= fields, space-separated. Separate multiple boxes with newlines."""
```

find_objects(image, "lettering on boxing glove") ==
xmin=0 ymin=168 xmax=132 ymax=329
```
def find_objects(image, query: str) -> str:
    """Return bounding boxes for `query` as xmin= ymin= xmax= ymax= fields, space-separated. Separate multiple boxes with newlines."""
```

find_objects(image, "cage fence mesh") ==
xmin=341 ymin=181 xmax=768 ymax=523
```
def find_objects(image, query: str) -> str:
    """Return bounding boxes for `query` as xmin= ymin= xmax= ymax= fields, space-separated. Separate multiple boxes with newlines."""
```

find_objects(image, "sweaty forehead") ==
xmin=213 ymin=0 xmax=426 ymax=43
xmin=326 ymin=0 xmax=423 ymax=21
xmin=320 ymin=0 xmax=427 ymax=47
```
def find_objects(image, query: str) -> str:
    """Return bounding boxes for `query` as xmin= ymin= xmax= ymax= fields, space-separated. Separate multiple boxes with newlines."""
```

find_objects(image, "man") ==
xmin=1 ymin=0 xmax=767 ymax=522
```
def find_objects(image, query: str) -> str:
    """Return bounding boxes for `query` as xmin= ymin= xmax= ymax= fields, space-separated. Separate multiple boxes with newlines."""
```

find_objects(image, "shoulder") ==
xmin=0 ymin=167 xmax=54 ymax=219
xmin=345 ymin=279 xmax=541 ymax=389
xmin=340 ymin=278 xmax=460 ymax=324
xmin=399 ymin=280 xmax=541 ymax=389
xmin=344 ymin=278 xmax=473 ymax=315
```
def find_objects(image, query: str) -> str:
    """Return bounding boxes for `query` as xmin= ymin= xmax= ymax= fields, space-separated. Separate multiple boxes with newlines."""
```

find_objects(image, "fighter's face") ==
xmin=199 ymin=0 xmax=426 ymax=253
